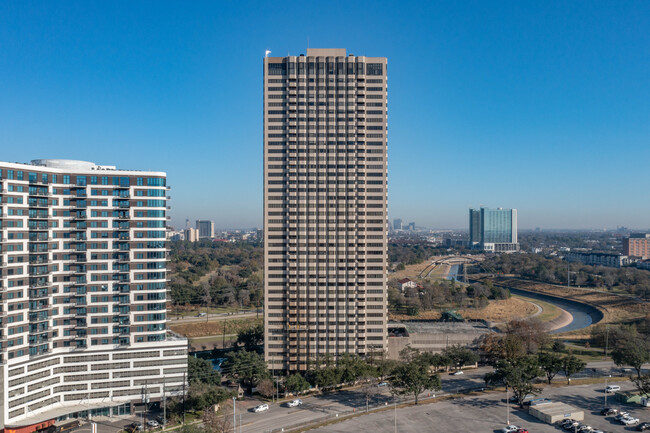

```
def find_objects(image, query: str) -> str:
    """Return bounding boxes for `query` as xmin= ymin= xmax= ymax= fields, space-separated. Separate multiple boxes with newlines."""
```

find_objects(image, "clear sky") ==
xmin=1 ymin=1 xmax=648 ymax=230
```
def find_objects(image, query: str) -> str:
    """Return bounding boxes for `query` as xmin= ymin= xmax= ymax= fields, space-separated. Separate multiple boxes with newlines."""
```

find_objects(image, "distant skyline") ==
xmin=1 ymin=1 xmax=648 ymax=229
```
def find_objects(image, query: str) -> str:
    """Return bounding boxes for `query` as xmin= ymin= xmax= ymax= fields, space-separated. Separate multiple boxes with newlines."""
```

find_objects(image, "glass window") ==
xmin=63 ymin=175 xmax=71 ymax=184
xmin=367 ymin=63 xmax=383 ymax=75
xmin=90 ymin=176 xmax=98 ymax=185
xmin=77 ymin=176 xmax=87 ymax=186
xmin=267 ymin=63 xmax=286 ymax=76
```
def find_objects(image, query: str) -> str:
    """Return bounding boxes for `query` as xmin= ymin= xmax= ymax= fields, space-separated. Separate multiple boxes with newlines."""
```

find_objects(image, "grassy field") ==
xmin=389 ymin=296 xmax=538 ymax=322
xmin=169 ymin=317 xmax=261 ymax=338
xmin=482 ymin=277 xmax=648 ymax=335
xmin=390 ymin=259 xmax=436 ymax=280
xmin=511 ymin=294 xmax=562 ymax=322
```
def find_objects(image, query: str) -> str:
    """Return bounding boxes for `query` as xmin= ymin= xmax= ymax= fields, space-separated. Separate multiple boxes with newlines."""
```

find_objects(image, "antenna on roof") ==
xmin=265 ymin=50 xmax=271 ymax=58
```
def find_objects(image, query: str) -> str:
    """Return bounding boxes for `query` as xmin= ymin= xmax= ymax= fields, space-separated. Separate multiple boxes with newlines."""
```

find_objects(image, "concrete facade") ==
xmin=0 ymin=160 xmax=186 ymax=428
xmin=386 ymin=322 xmax=490 ymax=360
xmin=263 ymin=48 xmax=388 ymax=371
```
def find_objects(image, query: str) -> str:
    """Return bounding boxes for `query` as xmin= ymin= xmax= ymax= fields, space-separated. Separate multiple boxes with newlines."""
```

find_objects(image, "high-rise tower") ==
xmin=0 ymin=159 xmax=186 ymax=429
xmin=263 ymin=49 xmax=388 ymax=371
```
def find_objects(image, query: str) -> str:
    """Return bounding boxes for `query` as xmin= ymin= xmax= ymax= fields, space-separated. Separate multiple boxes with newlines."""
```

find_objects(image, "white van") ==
xmin=605 ymin=385 xmax=621 ymax=393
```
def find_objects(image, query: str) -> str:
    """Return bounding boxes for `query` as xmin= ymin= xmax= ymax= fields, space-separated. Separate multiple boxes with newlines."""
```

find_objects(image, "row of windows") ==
xmin=0 ymin=170 xmax=165 ymax=187
xmin=268 ymin=62 xmax=383 ymax=76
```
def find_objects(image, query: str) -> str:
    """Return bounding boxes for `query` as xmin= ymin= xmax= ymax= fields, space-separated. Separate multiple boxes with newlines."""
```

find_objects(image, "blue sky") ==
xmin=1 ymin=1 xmax=648 ymax=230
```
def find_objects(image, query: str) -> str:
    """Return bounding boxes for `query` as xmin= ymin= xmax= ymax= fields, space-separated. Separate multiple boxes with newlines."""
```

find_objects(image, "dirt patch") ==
xmin=169 ymin=317 xmax=261 ymax=338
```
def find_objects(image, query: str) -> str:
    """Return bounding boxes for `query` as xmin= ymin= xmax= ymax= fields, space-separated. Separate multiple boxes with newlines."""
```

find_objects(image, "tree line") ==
xmin=388 ymin=279 xmax=510 ymax=316
xmin=168 ymin=241 xmax=263 ymax=309
xmin=475 ymin=253 xmax=650 ymax=300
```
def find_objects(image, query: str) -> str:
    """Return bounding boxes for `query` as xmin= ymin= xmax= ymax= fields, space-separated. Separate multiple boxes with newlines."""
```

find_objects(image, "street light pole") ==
xmin=506 ymin=386 xmax=510 ymax=425
xmin=233 ymin=397 xmax=236 ymax=433
xmin=394 ymin=399 xmax=397 ymax=433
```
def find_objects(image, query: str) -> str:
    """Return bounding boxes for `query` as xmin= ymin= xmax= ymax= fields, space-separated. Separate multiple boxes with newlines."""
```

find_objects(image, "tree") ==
xmin=187 ymin=382 xmax=231 ymax=411
xmin=188 ymin=356 xmax=222 ymax=385
xmin=285 ymin=373 xmax=310 ymax=395
xmin=441 ymin=345 xmax=479 ymax=370
xmin=630 ymin=374 xmax=650 ymax=396
xmin=256 ymin=378 xmax=275 ymax=398
xmin=236 ymin=323 xmax=264 ymax=351
xmin=485 ymin=356 xmax=543 ymax=407
xmin=222 ymin=350 xmax=270 ymax=392
xmin=359 ymin=376 xmax=380 ymax=413
xmin=480 ymin=333 xmax=525 ymax=365
xmin=203 ymin=399 xmax=233 ymax=433
xmin=338 ymin=353 xmax=375 ymax=384
xmin=375 ymin=357 xmax=399 ymax=380
xmin=611 ymin=339 xmax=650 ymax=379
xmin=538 ymin=352 xmax=563 ymax=384
xmin=561 ymin=355 xmax=586 ymax=385
xmin=391 ymin=350 xmax=441 ymax=405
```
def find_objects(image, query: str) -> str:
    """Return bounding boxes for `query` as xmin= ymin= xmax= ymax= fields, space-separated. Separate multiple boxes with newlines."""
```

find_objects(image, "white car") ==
xmin=146 ymin=421 xmax=159 ymax=428
xmin=253 ymin=403 xmax=269 ymax=413
xmin=605 ymin=385 xmax=621 ymax=393
xmin=501 ymin=425 xmax=520 ymax=433
xmin=620 ymin=416 xmax=639 ymax=426
xmin=453 ymin=370 xmax=464 ymax=375
xmin=287 ymin=399 xmax=302 ymax=407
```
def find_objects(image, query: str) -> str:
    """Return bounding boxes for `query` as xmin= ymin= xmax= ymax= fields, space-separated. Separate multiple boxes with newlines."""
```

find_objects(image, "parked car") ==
xmin=501 ymin=425 xmax=520 ymax=433
xmin=562 ymin=420 xmax=580 ymax=430
xmin=452 ymin=370 xmax=464 ymax=375
xmin=377 ymin=382 xmax=389 ymax=387
xmin=600 ymin=408 xmax=618 ymax=416
xmin=253 ymin=403 xmax=269 ymax=413
xmin=591 ymin=429 xmax=605 ymax=433
xmin=636 ymin=422 xmax=650 ymax=431
xmin=146 ymin=421 xmax=159 ymax=428
xmin=578 ymin=425 xmax=593 ymax=432
xmin=615 ymin=412 xmax=630 ymax=421
xmin=605 ymin=385 xmax=621 ymax=393
xmin=515 ymin=429 xmax=529 ymax=433
xmin=126 ymin=423 xmax=143 ymax=433
xmin=287 ymin=399 xmax=302 ymax=407
xmin=620 ymin=416 xmax=640 ymax=426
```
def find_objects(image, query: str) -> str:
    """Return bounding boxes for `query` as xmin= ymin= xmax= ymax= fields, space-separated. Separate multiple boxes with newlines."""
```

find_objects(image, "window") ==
xmin=268 ymin=63 xmax=286 ymax=76
xmin=367 ymin=63 xmax=382 ymax=75
xmin=63 ymin=175 xmax=71 ymax=184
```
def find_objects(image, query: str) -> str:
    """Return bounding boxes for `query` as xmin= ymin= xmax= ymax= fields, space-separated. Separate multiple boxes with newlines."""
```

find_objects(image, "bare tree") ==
xmin=359 ymin=376 xmax=380 ymax=413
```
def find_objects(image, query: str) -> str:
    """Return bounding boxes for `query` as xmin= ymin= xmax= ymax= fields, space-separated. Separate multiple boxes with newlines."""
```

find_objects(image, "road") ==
xmin=85 ymin=361 xmax=649 ymax=433
xmin=313 ymin=380 xmax=647 ymax=433
xmin=168 ymin=310 xmax=261 ymax=324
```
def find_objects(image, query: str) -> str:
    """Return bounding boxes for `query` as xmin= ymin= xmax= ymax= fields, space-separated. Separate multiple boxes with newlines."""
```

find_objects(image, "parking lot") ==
xmin=314 ymin=381 xmax=649 ymax=433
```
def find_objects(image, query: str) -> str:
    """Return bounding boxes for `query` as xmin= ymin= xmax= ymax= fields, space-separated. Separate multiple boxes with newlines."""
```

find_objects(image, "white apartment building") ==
xmin=0 ymin=159 xmax=187 ymax=430
xmin=263 ymin=49 xmax=388 ymax=371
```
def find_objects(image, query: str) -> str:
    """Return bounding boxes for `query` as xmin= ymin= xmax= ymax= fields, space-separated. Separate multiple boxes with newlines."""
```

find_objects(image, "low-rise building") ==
xmin=398 ymin=278 xmax=417 ymax=292
xmin=386 ymin=321 xmax=490 ymax=360
xmin=623 ymin=233 xmax=650 ymax=259
xmin=566 ymin=251 xmax=632 ymax=268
